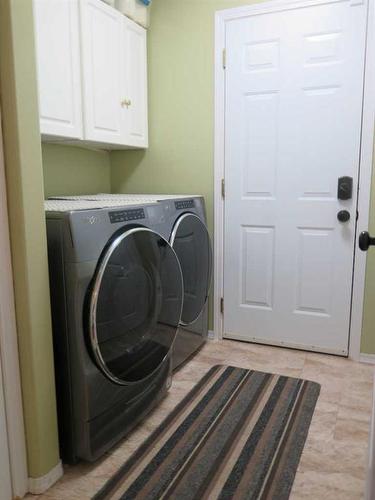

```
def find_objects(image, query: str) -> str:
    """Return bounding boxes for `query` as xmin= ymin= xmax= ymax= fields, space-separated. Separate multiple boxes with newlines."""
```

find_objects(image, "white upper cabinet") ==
xmin=33 ymin=0 xmax=148 ymax=149
xmin=33 ymin=0 xmax=83 ymax=139
xmin=80 ymin=0 xmax=124 ymax=144
xmin=123 ymin=17 xmax=148 ymax=148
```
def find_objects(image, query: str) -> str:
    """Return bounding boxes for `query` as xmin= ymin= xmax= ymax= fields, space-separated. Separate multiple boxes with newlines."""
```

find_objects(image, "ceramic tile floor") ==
xmin=27 ymin=340 xmax=374 ymax=500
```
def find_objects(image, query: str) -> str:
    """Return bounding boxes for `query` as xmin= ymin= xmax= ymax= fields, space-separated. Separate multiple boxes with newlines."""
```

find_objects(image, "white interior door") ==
xmin=0 ymin=358 xmax=12 ymax=500
xmin=223 ymin=0 xmax=368 ymax=355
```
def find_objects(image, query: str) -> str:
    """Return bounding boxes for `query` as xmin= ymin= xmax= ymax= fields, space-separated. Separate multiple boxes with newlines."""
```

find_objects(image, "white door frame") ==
xmin=214 ymin=0 xmax=375 ymax=360
xmin=0 ymin=109 xmax=28 ymax=497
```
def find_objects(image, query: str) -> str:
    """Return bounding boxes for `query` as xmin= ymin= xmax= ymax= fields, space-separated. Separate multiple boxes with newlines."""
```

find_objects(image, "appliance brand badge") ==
xmin=84 ymin=215 xmax=100 ymax=225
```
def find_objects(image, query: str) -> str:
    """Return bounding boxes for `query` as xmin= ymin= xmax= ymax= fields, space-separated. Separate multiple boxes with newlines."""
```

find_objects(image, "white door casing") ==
xmin=33 ymin=0 xmax=83 ymax=139
xmin=221 ymin=0 xmax=368 ymax=355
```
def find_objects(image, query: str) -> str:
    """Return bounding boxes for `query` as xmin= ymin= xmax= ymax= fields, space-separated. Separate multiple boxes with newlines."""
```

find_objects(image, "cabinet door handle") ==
xmin=121 ymin=99 xmax=132 ymax=108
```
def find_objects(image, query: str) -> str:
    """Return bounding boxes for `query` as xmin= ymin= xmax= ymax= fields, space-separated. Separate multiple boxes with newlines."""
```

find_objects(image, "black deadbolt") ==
xmin=337 ymin=177 xmax=353 ymax=201
xmin=337 ymin=210 xmax=350 ymax=223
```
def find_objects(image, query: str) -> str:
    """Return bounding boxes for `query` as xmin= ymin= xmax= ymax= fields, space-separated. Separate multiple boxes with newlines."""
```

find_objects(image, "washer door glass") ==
xmin=171 ymin=214 xmax=212 ymax=326
xmin=89 ymin=228 xmax=183 ymax=385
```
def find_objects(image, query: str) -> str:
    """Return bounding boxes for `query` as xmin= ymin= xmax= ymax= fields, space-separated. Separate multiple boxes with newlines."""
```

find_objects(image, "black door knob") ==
xmin=337 ymin=210 xmax=350 ymax=223
xmin=359 ymin=231 xmax=375 ymax=252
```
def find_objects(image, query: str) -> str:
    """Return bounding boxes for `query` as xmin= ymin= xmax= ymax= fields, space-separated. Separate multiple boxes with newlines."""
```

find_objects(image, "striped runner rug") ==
xmin=93 ymin=365 xmax=320 ymax=500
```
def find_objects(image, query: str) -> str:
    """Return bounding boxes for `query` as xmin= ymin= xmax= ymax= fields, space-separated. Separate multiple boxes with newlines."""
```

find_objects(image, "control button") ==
xmin=175 ymin=200 xmax=195 ymax=210
xmin=109 ymin=208 xmax=146 ymax=224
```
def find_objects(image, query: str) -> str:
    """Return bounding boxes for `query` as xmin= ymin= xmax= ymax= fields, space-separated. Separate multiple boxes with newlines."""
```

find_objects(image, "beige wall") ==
xmin=42 ymin=144 xmax=111 ymax=198
xmin=0 ymin=0 xmax=60 ymax=478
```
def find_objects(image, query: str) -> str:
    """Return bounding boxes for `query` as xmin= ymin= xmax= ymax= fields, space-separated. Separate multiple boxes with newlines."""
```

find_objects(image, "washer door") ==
xmin=170 ymin=213 xmax=212 ymax=326
xmin=88 ymin=227 xmax=183 ymax=385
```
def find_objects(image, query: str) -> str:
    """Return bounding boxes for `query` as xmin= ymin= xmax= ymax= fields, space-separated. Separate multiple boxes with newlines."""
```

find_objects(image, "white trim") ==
xmin=216 ymin=0 xmax=366 ymax=19
xmin=214 ymin=0 xmax=375 ymax=357
xmin=28 ymin=460 xmax=63 ymax=495
xmin=0 ymin=109 xmax=28 ymax=497
xmin=213 ymin=10 xmax=226 ymax=342
xmin=207 ymin=329 xmax=216 ymax=341
xmin=225 ymin=332 xmax=347 ymax=356
xmin=360 ymin=353 xmax=375 ymax=365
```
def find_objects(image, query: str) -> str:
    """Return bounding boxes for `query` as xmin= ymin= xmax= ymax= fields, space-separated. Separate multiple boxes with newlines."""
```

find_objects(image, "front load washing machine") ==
xmin=45 ymin=199 xmax=183 ymax=463
xmin=50 ymin=194 xmax=213 ymax=369
xmin=92 ymin=195 xmax=213 ymax=369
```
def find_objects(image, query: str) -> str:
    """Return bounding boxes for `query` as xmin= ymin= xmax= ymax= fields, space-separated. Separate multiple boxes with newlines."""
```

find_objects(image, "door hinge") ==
xmin=222 ymin=48 xmax=226 ymax=70
xmin=221 ymin=178 xmax=225 ymax=199
xmin=220 ymin=297 xmax=224 ymax=314
xmin=356 ymin=210 xmax=359 ymax=221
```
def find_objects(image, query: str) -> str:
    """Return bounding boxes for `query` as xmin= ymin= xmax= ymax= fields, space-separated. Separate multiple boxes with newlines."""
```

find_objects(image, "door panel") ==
xmin=224 ymin=0 xmax=367 ymax=354
xmin=243 ymin=92 xmax=279 ymax=198
xmin=123 ymin=17 xmax=148 ymax=148
xmin=33 ymin=0 xmax=82 ymax=139
xmin=80 ymin=0 xmax=124 ymax=144
xmin=241 ymin=226 xmax=274 ymax=309
xmin=295 ymin=229 xmax=334 ymax=316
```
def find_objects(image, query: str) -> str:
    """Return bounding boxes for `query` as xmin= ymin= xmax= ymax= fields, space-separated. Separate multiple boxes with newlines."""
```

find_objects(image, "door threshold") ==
xmin=223 ymin=333 xmax=348 ymax=358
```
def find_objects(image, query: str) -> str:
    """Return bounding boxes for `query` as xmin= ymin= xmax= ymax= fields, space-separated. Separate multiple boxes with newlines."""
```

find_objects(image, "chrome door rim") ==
xmin=89 ymin=227 xmax=183 ymax=386
xmin=170 ymin=213 xmax=213 ymax=327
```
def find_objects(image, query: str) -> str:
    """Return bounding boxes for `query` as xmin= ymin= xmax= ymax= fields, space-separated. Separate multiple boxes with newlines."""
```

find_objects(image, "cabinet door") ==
xmin=123 ymin=17 xmax=148 ymax=148
xmin=80 ymin=0 xmax=124 ymax=144
xmin=33 ymin=0 xmax=83 ymax=139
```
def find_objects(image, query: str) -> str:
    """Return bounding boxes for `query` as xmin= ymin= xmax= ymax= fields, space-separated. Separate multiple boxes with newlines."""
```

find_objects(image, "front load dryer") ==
xmin=161 ymin=196 xmax=212 ymax=369
xmin=45 ymin=199 xmax=183 ymax=464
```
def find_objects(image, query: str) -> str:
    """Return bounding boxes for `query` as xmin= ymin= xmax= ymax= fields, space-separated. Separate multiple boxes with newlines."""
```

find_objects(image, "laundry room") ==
xmin=1 ymin=0 xmax=375 ymax=499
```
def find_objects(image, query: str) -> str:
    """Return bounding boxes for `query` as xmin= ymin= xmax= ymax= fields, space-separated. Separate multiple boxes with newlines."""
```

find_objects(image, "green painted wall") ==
xmin=0 ymin=0 xmax=60 ymax=478
xmin=111 ymin=0 xmax=255 ymax=329
xmin=42 ymin=144 xmax=111 ymax=198
xmin=111 ymin=0 xmax=256 ymax=233
xmin=112 ymin=0 xmax=375 ymax=351
xmin=361 ymin=150 xmax=375 ymax=354
xmin=0 ymin=0 xmax=374 ymax=484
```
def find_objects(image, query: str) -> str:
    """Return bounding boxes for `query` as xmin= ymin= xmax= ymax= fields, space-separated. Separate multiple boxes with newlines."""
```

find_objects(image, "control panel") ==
xmin=175 ymin=199 xmax=195 ymax=210
xmin=109 ymin=208 xmax=146 ymax=224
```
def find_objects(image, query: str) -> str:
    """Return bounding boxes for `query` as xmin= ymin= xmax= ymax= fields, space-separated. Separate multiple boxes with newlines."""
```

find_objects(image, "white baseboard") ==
xmin=360 ymin=354 xmax=375 ymax=365
xmin=28 ymin=460 xmax=63 ymax=495
xmin=208 ymin=330 xmax=217 ymax=341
